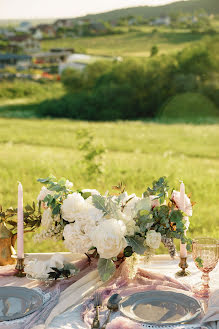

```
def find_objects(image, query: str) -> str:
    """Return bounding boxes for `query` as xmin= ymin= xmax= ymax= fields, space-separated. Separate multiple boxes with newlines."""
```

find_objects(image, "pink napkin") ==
xmin=82 ymin=262 xmax=192 ymax=328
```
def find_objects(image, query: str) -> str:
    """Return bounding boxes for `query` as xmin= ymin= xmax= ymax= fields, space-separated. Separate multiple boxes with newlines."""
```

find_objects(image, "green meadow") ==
xmin=0 ymin=118 xmax=218 ymax=252
xmin=41 ymin=27 xmax=205 ymax=57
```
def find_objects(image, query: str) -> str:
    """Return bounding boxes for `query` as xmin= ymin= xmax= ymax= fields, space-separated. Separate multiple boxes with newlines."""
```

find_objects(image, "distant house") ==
xmin=89 ymin=22 xmax=107 ymax=33
xmin=50 ymin=47 xmax=75 ymax=53
xmin=53 ymin=19 xmax=75 ymax=30
xmin=36 ymin=24 xmax=56 ymax=38
xmin=150 ymin=16 xmax=171 ymax=26
xmin=8 ymin=34 xmax=40 ymax=53
xmin=0 ymin=53 xmax=32 ymax=68
xmin=30 ymin=28 xmax=43 ymax=40
xmin=15 ymin=21 xmax=32 ymax=33
xmin=33 ymin=51 xmax=71 ymax=64
xmin=128 ymin=18 xmax=137 ymax=26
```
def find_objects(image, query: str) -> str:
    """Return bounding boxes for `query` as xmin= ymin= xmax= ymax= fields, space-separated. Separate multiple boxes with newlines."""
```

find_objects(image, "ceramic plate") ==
xmin=119 ymin=290 xmax=202 ymax=325
xmin=0 ymin=287 xmax=43 ymax=322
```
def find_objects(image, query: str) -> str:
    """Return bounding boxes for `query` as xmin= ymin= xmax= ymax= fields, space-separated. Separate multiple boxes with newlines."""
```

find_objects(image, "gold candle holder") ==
xmin=15 ymin=257 xmax=26 ymax=277
xmin=176 ymin=257 xmax=191 ymax=277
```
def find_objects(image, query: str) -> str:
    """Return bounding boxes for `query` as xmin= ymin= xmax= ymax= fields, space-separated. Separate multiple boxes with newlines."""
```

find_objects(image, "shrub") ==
xmin=159 ymin=92 xmax=219 ymax=120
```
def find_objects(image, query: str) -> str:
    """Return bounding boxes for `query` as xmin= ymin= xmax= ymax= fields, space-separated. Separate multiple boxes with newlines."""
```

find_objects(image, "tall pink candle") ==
xmin=17 ymin=182 xmax=24 ymax=258
xmin=179 ymin=181 xmax=187 ymax=258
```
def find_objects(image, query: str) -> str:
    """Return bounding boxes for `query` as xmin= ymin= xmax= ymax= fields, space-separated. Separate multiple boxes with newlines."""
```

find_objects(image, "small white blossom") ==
xmin=145 ymin=230 xmax=161 ymax=249
xmin=65 ymin=180 xmax=73 ymax=189
xmin=41 ymin=208 xmax=53 ymax=229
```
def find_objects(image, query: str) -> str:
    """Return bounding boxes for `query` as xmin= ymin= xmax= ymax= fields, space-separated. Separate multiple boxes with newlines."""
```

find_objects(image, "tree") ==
xmin=150 ymin=45 xmax=159 ymax=57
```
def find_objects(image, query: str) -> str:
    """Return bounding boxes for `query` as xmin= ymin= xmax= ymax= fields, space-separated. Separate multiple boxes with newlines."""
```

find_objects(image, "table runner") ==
xmin=0 ymin=254 xmax=218 ymax=329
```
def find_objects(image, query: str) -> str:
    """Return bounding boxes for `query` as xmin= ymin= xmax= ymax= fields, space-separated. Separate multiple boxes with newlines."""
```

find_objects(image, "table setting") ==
xmin=0 ymin=176 xmax=218 ymax=329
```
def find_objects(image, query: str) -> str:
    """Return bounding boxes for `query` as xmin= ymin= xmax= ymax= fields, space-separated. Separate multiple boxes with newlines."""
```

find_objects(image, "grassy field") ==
xmin=0 ymin=118 xmax=218 ymax=253
xmin=41 ymin=27 xmax=205 ymax=57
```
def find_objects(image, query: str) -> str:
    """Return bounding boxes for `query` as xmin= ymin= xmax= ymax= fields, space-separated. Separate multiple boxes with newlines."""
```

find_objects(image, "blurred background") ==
xmin=0 ymin=0 xmax=218 ymax=252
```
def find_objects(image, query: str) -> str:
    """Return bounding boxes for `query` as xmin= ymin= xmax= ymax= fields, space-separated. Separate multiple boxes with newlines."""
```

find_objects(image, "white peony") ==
xmin=146 ymin=230 xmax=161 ymax=249
xmin=171 ymin=190 xmax=192 ymax=216
xmin=41 ymin=208 xmax=53 ymax=229
xmin=82 ymin=189 xmax=100 ymax=196
xmin=63 ymin=222 xmax=93 ymax=254
xmin=61 ymin=192 xmax=103 ymax=223
xmin=37 ymin=186 xmax=53 ymax=202
xmin=90 ymin=219 xmax=127 ymax=259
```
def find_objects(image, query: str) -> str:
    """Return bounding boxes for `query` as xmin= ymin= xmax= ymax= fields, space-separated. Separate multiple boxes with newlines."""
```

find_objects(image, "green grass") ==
xmin=0 ymin=118 xmax=218 ymax=252
xmin=41 ymin=28 xmax=204 ymax=58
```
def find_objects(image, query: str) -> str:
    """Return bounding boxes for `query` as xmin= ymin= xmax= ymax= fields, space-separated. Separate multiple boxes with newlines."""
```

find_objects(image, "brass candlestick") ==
xmin=15 ymin=257 xmax=26 ymax=277
xmin=176 ymin=257 xmax=191 ymax=277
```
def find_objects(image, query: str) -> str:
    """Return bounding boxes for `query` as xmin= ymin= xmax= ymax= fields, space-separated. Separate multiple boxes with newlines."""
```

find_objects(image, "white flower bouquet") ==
xmin=35 ymin=176 xmax=193 ymax=281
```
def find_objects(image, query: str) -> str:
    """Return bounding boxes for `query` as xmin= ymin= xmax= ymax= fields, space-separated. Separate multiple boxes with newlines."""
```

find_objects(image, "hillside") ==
xmin=74 ymin=0 xmax=219 ymax=22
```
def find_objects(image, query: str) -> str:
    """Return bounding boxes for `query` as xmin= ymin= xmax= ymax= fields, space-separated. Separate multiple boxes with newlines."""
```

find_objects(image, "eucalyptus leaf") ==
xmin=126 ymin=235 xmax=147 ymax=255
xmin=133 ymin=198 xmax=151 ymax=217
xmin=98 ymin=258 xmax=116 ymax=282
xmin=92 ymin=195 xmax=108 ymax=214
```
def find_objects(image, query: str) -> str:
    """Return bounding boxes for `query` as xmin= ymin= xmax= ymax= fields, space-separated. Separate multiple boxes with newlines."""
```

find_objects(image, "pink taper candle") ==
xmin=17 ymin=182 xmax=24 ymax=258
xmin=180 ymin=181 xmax=187 ymax=258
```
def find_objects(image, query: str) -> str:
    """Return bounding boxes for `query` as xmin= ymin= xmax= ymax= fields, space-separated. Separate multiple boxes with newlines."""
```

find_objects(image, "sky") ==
xmin=0 ymin=0 xmax=187 ymax=20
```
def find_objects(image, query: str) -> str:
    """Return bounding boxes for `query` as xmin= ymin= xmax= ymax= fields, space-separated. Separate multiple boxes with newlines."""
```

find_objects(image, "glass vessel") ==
xmin=192 ymin=237 xmax=218 ymax=298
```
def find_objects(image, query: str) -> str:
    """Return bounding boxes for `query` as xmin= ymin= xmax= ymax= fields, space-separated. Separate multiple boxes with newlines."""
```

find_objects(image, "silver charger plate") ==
xmin=0 ymin=287 xmax=43 ymax=322
xmin=119 ymin=290 xmax=202 ymax=326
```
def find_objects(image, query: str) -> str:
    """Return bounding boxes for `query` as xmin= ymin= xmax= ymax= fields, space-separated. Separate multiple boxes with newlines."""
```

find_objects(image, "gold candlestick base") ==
xmin=176 ymin=257 xmax=191 ymax=277
xmin=15 ymin=257 xmax=26 ymax=277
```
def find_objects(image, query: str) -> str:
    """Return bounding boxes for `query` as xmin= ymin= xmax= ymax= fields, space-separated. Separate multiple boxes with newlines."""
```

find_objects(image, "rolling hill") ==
xmin=74 ymin=0 xmax=219 ymax=22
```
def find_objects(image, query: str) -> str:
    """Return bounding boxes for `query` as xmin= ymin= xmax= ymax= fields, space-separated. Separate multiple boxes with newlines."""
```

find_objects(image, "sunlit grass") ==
xmin=0 ymin=118 xmax=218 ymax=252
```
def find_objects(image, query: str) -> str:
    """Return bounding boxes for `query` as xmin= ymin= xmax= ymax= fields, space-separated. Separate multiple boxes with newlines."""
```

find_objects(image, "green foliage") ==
xmin=37 ymin=37 xmax=219 ymax=121
xmin=150 ymin=45 xmax=159 ymax=57
xmin=37 ymin=175 xmax=73 ymax=216
xmin=144 ymin=177 xmax=169 ymax=203
xmin=98 ymin=258 xmax=116 ymax=282
xmin=76 ymin=128 xmax=105 ymax=179
xmin=160 ymin=92 xmax=219 ymax=120
xmin=126 ymin=235 xmax=148 ymax=255
xmin=0 ymin=203 xmax=41 ymax=233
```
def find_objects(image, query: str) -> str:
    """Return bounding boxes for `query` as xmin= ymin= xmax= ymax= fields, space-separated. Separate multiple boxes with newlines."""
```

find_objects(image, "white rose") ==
xmin=65 ymin=180 xmax=73 ymax=189
xmin=41 ymin=208 xmax=53 ymax=229
xmin=146 ymin=230 xmax=161 ymax=249
xmin=90 ymin=219 xmax=127 ymax=259
xmin=171 ymin=190 xmax=192 ymax=216
xmin=63 ymin=222 xmax=93 ymax=254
